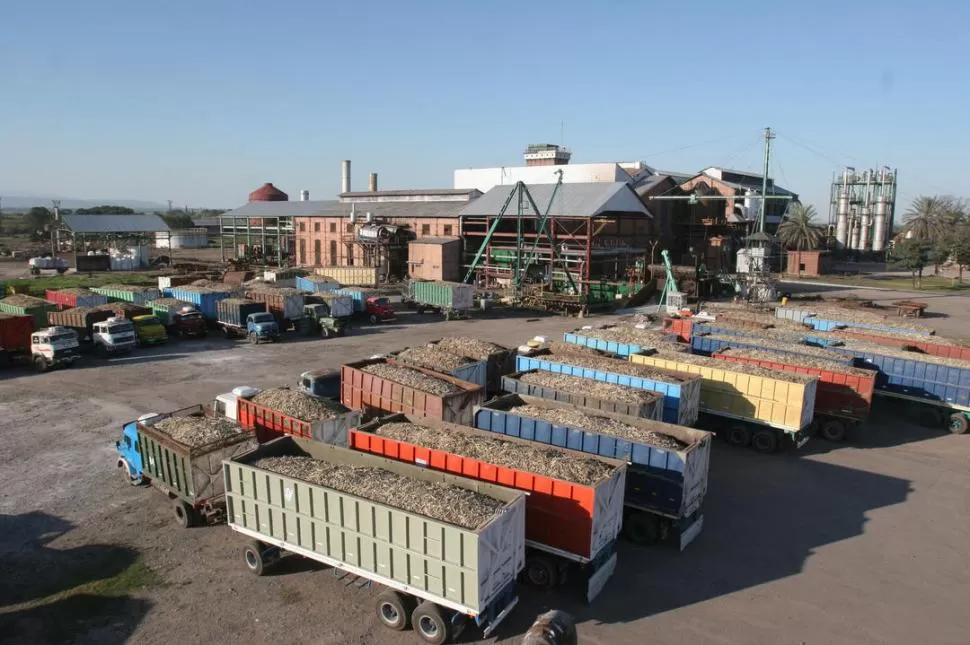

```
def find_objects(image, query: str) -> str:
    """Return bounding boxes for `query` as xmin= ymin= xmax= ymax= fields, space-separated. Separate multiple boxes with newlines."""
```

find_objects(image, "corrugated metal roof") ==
xmin=459 ymin=182 xmax=651 ymax=218
xmin=340 ymin=188 xmax=480 ymax=198
xmin=306 ymin=201 xmax=468 ymax=219
xmin=220 ymin=201 xmax=340 ymax=218
xmin=61 ymin=214 xmax=170 ymax=233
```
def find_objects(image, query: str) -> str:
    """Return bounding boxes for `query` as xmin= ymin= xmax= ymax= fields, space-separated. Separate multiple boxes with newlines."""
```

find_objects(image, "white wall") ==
xmin=454 ymin=163 xmax=630 ymax=192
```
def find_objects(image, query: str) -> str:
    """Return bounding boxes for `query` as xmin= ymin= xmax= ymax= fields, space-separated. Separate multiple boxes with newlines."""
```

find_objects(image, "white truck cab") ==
xmin=30 ymin=326 xmax=81 ymax=371
xmin=212 ymin=386 xmax=260 ymax=421
xmin=91 ymin=317 xmax=137 ymax=354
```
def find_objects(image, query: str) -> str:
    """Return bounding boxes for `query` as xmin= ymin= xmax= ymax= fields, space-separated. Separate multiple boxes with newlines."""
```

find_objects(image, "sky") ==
xmin=2 ymin=0 xmax=968 ymax=215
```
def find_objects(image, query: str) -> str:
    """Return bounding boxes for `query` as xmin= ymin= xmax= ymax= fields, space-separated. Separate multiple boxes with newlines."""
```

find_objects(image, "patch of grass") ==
xmin=0 ymin=559 xmax=161 ymax=614
xmin=3 ymin=272 xmax=161 ymax=296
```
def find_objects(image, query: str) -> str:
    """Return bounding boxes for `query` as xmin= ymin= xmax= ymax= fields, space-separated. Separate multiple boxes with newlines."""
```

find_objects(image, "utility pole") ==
xmin=757 ymin=127 xmax=775 ymax=234
xmin=167 ymin=200 xmax=173 ymax=213
xmin=51 ymin=200 xmax=61 ymax=257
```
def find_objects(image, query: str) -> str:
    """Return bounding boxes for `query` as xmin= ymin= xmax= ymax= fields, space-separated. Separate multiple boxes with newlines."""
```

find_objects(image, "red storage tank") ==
xmin=0 ymin=313 xmax=35 ymax=354
xmin=248 ymin=182 xmax=288 ymax=202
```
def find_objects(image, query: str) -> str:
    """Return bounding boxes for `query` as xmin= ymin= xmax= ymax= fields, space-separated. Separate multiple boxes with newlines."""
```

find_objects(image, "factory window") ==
xmin=443 ymin=225 xmax=453 ymax=236
xmin=299 ymin=239 xmax=306 ymax=265
xmin=799 ymin=263 xmax=806 ymax=271
xmin=421 ymin=224 xmax=431 ymax=235
xmin=329 ymin=222 xmax=336 ymax=233
xmin=314 ymin=222 xmax=320 ymax=232
xmin=329 ymin=240 xmax=337 ymax=265
xmin=299 ymin=222 xmax=306 ymax=232
xmin=346 ymin=244 xmax=354 ymax=266
xmin=313 ymin=240 xmax=321 ymax=265
xmin=346 ymin=223 xmax=353 ymax=233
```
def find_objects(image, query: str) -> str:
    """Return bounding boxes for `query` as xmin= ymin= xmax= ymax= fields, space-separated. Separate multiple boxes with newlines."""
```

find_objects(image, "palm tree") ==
xmin=902 ymin=196 xmax=948 ymax=242
xmin=777 ymin=203 xmax=822 ymax=276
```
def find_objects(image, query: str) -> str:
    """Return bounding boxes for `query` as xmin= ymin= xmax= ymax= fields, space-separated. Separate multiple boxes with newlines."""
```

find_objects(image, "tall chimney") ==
xmin=369 ymin=173 xmax=378 ymax=192
xmin=300 ymin=190 xmax=309 ymax=202
xmin=341 ymin=159 xmax=351 ymax=194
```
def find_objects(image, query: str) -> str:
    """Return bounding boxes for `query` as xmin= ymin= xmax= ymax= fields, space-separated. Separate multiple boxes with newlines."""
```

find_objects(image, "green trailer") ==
xmin=0 ymin=294 xmax=58 ymax=329
xmin=405 ymin=280 xmax=476 ymax=320
xmin=225 ymin=438 xmax=526 ymax=644
xmin=90 ymin=285 xmax=161 ymax=306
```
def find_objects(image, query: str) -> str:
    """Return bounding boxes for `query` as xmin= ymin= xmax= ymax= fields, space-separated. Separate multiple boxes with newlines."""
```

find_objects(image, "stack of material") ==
xmin=649 ymin=349 xmax=817 ymax=382
xmin=716 ymin=347 xmax=874 ymax=375
xmin=508 ymin=404 xmax=687 ymax=451
xmin=434 ymin=336 xmax=508 ymax=361
xmin=251 ymin=387 xmax=347 ymax=420
xmin=374 ymin=422 xmax=616 ymax=485
xmin=702 ymin=333 xmax=847 ymax=362
xmin=395 ymin=346 xmax=474 ymax=372
xmin=360 ymin=363 xmax=460 ymax=396
xmin=252 ymin=455 xmax=503 ymax=529
xmin=517 ymin=371 xmax=658 ymax=405
xmin=152 ymin=416 xmax=243 ymax=447
xmin=574 ymin=325 xmax=688 ymax=352
xmin=541 ymin=345 xmax=692 ymax=382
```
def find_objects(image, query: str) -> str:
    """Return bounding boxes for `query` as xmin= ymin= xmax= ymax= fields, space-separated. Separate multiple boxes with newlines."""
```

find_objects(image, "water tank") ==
xmin=357 ymin=225 xmax=391 ymax=242
xmin=248 ymin=182 xmax=289 ymax=202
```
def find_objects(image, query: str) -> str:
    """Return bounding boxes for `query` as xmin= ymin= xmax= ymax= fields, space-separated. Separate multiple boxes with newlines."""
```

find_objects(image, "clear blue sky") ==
xmin=2 ymin=0 xmax=967 ymax=214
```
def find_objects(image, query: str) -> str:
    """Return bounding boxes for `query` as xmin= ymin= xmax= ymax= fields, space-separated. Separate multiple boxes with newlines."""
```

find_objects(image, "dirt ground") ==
xmin=1 ymin=287 xmax=969 ymax=645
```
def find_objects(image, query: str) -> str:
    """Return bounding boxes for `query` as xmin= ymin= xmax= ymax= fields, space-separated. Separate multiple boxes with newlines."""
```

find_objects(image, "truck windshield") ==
xmin=136 ymin=317 xmax=162 ymax=326
xmin=107 ymin=324 xmax=132 ymax=334
xmin=373 ymin=298 xmax=390 ymax=306
xmin=251 ymin=314 xmax=274 ymax=323
xmin=50 ymin=333 xmax=76 ymax=343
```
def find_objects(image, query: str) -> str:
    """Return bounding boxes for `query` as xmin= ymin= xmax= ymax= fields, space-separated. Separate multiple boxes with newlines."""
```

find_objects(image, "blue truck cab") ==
xmin=297 ymin=368 xmax=341 ymax=399
xmin=116 ymin=413 xmax=160 ymax=484
xmin=246 ymin=312 xmax=280 ymax=344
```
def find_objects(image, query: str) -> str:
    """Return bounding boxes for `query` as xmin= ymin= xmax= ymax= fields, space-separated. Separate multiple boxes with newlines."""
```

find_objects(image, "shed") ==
xmin=60 ymin=214 xmax=171 ymax=271
xmin=408 ymin=237 xmax=461 ymax=281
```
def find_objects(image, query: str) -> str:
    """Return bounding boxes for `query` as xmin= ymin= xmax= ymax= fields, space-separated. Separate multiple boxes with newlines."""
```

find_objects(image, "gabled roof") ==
xmin=309 ymin=200 xmax=467 ymax=219
xmin=459 ymin=182 xmax=651 ymax=218
xmin=62 ymin=213 xmax=170 ymax=233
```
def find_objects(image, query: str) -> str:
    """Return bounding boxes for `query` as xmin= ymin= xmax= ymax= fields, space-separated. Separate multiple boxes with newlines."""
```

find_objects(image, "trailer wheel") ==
xmin=412 ymin=601 xmax=451 ymax=645
xmin=622 ymin=512 xmax=661 ymax=545
xmin=173 ymin=500 xmax=195 ymax=528
xmin=948 ymin=413 xmax=969 ymax=435
xmin=726 ymin=424 xmax=751 ymax=446
xmin=375 ymin=590 xmax=413 ymax=631
xmin=819 ymin=419 xmax=848 ymax=442
xmin=416 ymin=307 xmax=425 ymax=315
xmin=751 ymin=430 xmax=779 ymax=454
xmin=33 ymin=356 xmax=49 ymax=372
xmin=119 ymin=461 xmax=139 ymax=485
xmin=243 ymin=541 xmax=268 ymax=576
xmin=524 ymin=554 xmax=559 ymax=589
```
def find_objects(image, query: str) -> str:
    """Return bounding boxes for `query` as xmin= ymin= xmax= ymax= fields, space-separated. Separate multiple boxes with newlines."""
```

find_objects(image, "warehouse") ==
xmin=59 ymin=213 xmax=170 ymax=271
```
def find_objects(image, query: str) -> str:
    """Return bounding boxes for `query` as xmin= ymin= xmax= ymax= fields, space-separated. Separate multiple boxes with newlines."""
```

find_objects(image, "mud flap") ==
xmin=585 ymin=552 xmax=617 ymax=603
xmin=679 ymin=514 xmax=704 ymax=551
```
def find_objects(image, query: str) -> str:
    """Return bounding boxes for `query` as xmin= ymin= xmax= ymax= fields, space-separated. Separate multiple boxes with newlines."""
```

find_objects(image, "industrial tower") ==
xmin=828 ymin=167 xmax=897 ymax=253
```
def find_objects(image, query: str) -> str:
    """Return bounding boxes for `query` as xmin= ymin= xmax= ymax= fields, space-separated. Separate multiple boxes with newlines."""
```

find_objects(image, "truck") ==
xmin=690 ymin=333 xmax=856 ymax=366
xmin=775 ymin=306 xmax=934 ymax=336
xmin=0 ymin=314 xmax=81 ymax=371
xmin=216 ymin=298 xmax=279 ymax=343
xmin=341 ymin=358 xmax=485 ymax=424
xmin=90 ymin=285 xmax=161 ymax=306
xmin=562 ymin=326 xmax=688 ymax=357
xmin=164 ymin=286 xmax=235 ymax=320
xmin=115 ymin=404 xmax=257 ymax=527
xmin=225 ymin=438 xmax=526 ymax=644
xmin=295 ymin=275 xmax=340 ymax=294
xmin=403 ymin=280 xmax=475 ymax=320
xmin=474 ymin=394 xmax=712 ymax=550
xmin=334 ymin=288 xmax=396 ymax=324
xmin=305 ymin=292 xmax=354 ymax=318
xmin=713 ymin=348 xmax=876 ymax=442
xmin=347 ymin=414 xmax=625 ymax=602
xmin=45 ymin=288 xmax=108 ymax=310
xmin=244 ymin=287 xmax=306 ymax=330
xmin=300 ymin=302 xmax=346 ymax=338
xmin=233 ymin=389 xmax=361 ymax=444
xmin=296 ymin=367 xmax=341 ymax=399
xmin=90 ymin=317 xmax=138 ymax=354
xmin=0 ymin=294 xmax=59 ymax=329
xmin=628 ymin=350 xmax=819 ymax=453
xmin=131 ymin=315 xmax=168 ymax=346
xmin=428 ymin=337 xmax=516 ymax=395
xmin=148 ymin=299 xmax=208 ymax=338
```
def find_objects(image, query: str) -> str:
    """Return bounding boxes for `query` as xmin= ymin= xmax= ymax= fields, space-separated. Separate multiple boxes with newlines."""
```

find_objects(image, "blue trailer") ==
xmin=691 ymin=323 xmax=845 ymax=347
xmin=501 ymin=371 xmax=664 ymax=420
xmin=387 ymin=346 xmax=488 ymax=389
xmin=562 ymin=329 xmax=684 ymax=358
xmin=690 ymin=334 xmax=856 ymax=366
xmin=294 ymin=276 xmax=339 ymax=294
xmin=474 ymin=394 xmax=712 ymax=550
xmin=515 ymin=352 xmax=701 ymax=425
xmin=803 ymin=316 xmax=934 ymax=336
xmin=164 ymin=286 xmax=234 ymax=320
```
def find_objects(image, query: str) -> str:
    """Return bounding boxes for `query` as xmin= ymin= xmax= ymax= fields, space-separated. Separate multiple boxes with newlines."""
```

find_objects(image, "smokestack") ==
xmin=341 ymin=160 xmax=351 ymax=194
xmin=369 ymin=173 xmax=378 ymax=192
xmin=300 ymin=190 xmax=309 ymax=202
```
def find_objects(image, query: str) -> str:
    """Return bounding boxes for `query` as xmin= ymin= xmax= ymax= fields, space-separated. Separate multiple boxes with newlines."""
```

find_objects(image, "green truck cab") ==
xmin=302 ymin=303 xmax=346 ymax=338
xmin=131 ymin=315 xmax=168 ymax=346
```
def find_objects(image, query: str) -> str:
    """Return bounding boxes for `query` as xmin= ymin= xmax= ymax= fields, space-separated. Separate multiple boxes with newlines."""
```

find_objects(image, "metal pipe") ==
xmin=368 ymin=173 xmax=378 ymax=192
xmin=341 ymin=160 xmax=351 ymax=194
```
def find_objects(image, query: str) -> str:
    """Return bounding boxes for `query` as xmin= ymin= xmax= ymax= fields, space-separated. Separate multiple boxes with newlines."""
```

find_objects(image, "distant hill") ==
xmin=0 ymin=194 xmax=169 ymax=212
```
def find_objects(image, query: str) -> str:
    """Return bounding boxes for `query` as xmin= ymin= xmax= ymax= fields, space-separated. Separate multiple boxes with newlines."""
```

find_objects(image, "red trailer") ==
xmin=663 ymin=317 xmax=693 ymax=342
xmin=45 ymin=288 xmax=108 ymax=310
xmin=832 ymin=329 xmax=970 ymax=362
xmin=236 ymin=396 xmax=360 ymax=444
xmin=713 ymin=348 xmax=876 ymax=442
xmin=0 ymin=313 xmax=35 ymax=355
xmin=351 ymin=414 xmax=625 ymax=600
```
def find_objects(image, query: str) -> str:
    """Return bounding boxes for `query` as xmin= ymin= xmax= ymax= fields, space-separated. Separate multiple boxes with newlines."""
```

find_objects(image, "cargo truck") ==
xmin=45 ymin=288 xmax=108 ymax=310
xmin=402 ymin=280 xmax=475 ymax=320
xmin=348 ymin=414 xmax=625 ymax=601
xmin=244 ymin=287 xmax=305 ymax=330
xmin=216 ymin=299 xmax=279 ymax=342
xmin=164 ymin=286 xmax=235 ymax=320
xmin=295 ymin=275 xmax=340 ymax=293
xmin=300 ymin=302 xmax=346 ymax=338
xmin=235 ymin=391 xmax=361 ymax=444
xmin=0 ymin=314 xmax=81 ymax=371
xmin=628 ymin=350 xmax=819 ymax=453
xmin=0 ymin=294 xmax=59 ymax=329
xmin=501 ymin=371 xmax=665 ymax=420
xmin=474 ymin=394 xmax=712 ymax=550
xmin=313 ymin=265 xmax=379 ymax=287
xmin=91 ymin=317 xmax=137 ymax=354
xmin=131 ymin=315 xmax=168 ymax=346
xmin=226 ymin=438 xmax=526 ymax=644
xmin=334 ymin=288 xmax=396 ymax=324
xmin=148 ymin=299 xmax=207 ymax=338
xmin=386 ymin=345 xmax=488 ymax=389
xmin=90 ymin=285 xmax=161 ymax=306
xmin=296 ymin=367 xmax=341 ymax=399
xmin=116 ymin=404 xmax=256 ymax=527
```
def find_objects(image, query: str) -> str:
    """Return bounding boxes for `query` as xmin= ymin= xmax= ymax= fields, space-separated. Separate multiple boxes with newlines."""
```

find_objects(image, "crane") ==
xmin=657 ymin=249 xmax=684 ymax=313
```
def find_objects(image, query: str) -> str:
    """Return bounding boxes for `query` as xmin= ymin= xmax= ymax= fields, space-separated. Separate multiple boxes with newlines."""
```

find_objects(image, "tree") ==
xmin=777 ymin=203 xmax=822 ymax=276
xmin=75 ymin=205 xmax=135 ymax=215
xmin=25 ymin=206 xmax=53 ymax=232
xmin=892 ymin=238 xmax=931 ymax=288
xmin=160 ymin=212 xmax=194 ymax=229
xmin=901 ymin=196 xmax=963 ymax=243
xmin=951 ymin=225 xmax=970 ymax=282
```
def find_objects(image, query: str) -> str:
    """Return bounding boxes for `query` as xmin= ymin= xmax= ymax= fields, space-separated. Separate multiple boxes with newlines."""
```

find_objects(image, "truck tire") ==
xmin=819 ymin=419 xmax=848 ymax=442
xmin=411 ymin=602 xmax=451 ymax=645
xmin=173 ymin=500 xmax=195 ymax=528
xmin=949 ymin=413 xmax=969 ymax=435
xmin=375 ymin=590 xmax=413 ymax=631
xmin=524 ymin=554 xmax=559 ymax=589
xmin=119 ymin=460 xmax=139 ymax=485
xmin=243 ymin=541 xmax=268 ymax=576
xmin=523 ymin=610 xmax=578 ymax=645
xmin=368 ymin=314 xmax=378 ymax=324
xmin=321 ymin=326 xmax=331 ymax=339
xmin=622 ymin=512 xmax=661 ymax=545
xmin=33 ymin=356 xmax=49 ymax=372
xmin=726 ymin=424 xmax=751 ymax=446
xmin=416 ymin=306 xmax=425 ymax=315
xmin=751 ymin=430 xmax=779 ymax=454
xmin=247 ymin=332 xmax=258 ymax=344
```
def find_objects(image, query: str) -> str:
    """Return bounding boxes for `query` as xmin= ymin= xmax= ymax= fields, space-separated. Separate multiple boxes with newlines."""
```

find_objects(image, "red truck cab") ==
xmin=174 ymin=308 xmax=208 ymax=338
xmin=364 ymin=297 xmax=396 ymax=324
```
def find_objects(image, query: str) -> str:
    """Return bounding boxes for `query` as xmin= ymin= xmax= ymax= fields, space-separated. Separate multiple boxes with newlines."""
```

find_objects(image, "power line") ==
xmin=640 ymin=129 xmax=760 ymax=159
xmin=775 ymin=132 xmax=858 ymax=168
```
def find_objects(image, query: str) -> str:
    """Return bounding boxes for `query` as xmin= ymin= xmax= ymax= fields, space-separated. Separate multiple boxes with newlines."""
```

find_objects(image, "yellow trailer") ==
xmin=629 ymin=351 xmax=818 ymax=454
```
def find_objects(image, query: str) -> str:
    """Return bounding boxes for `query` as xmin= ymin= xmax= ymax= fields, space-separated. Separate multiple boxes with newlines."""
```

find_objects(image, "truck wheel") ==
xmin=751 ymin=430 xmax=779 ymax=454
xmin=444 ymin=312 xmax=452 ymax=321
xmin=819 ymin=419 xmax=848 ymax=442
xmin=173 ymin=500 xmax=195 ymax=528
xmin=247 ymin=332 xmax=258 ymax=344
xmin=948 ymin=413 xmax=969 ymax=435
xmin=412 ymin=602 xmax=451 ymax=645
xmin=523 ymin=610 xmax=578 ymax=645
xmin=416 ymin=307 xmax=425 ymax=315
xmin=524 ymin=554 xmax=559 ymax=589
xmin=243 ymin=541 xmax=268 ymax=576
xmin=321 ymin=327 xmax=331 ymax=339
xmin=368 ymin=314 xmax=378 ymax=325
xmin=623 ymin=512 xmax=661 ymax=545
xmin=33 ymin=356 xmax=49 ymax=372
xmin=119 ymin=461 xmax=139 ymax=485
xmin=726 ymin=424 xmax=751 ymax=446
xmin=375 ymin=590 xmax=413 ymax=631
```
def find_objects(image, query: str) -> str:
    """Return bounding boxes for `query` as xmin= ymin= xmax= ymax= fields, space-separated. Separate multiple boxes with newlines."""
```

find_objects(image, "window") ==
xmin=799 ymin=263 xmax=806 ymax=271
xmin=329 ymin=240 xmax=337 ymax=264
xmin=314 ymin=222 xmax=320 ymax=232
xmin=299 ymin=222 xmax=306 ymax=232
xmin=443 ymin=225 xmax=452 ymax=236
xmin=346 ymin=223 xmax=353 ymax=233
xmin=421 ymin=224 xmax=431 ymax=235
xmin=299 ymin=239 xmax=306 ymax=265
xmin=346 ymin=243 xmax=354 ymax=266
xmin=329 ymin=222 xmax=336 ymax=233
xmin=314 ymin=239 xmax=321 ymax=265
